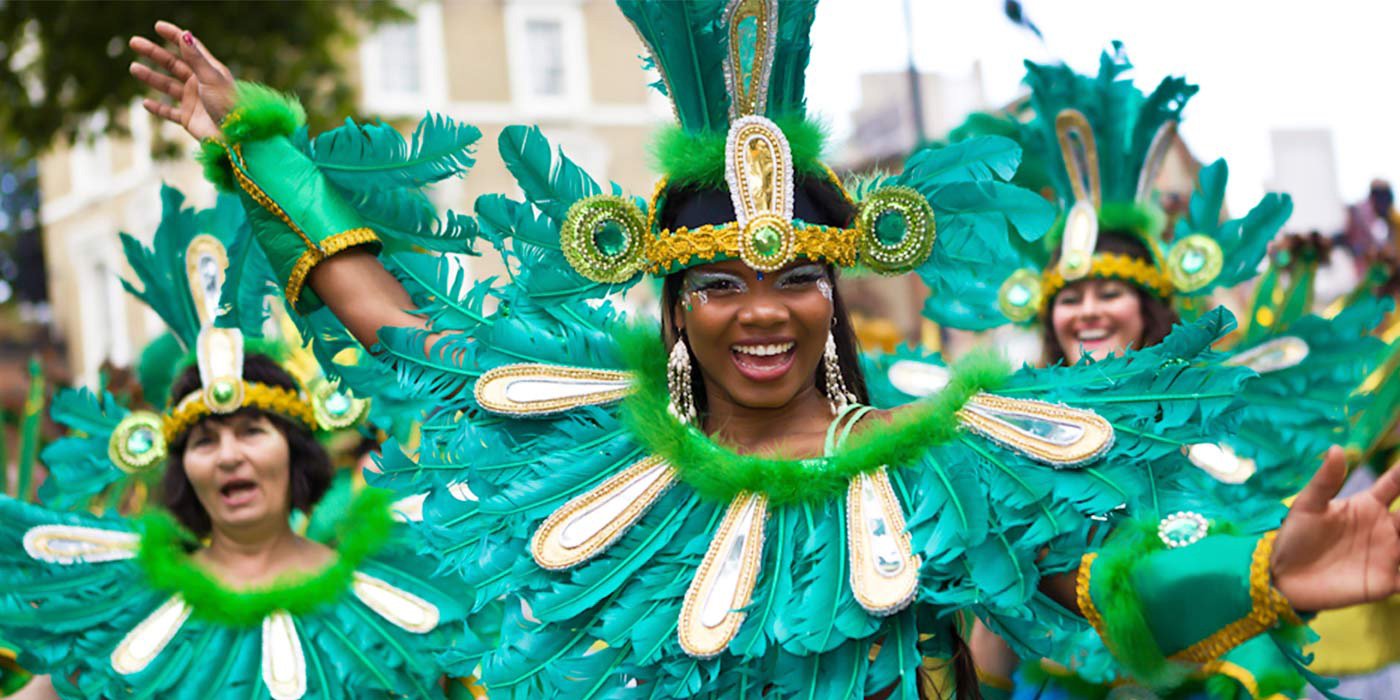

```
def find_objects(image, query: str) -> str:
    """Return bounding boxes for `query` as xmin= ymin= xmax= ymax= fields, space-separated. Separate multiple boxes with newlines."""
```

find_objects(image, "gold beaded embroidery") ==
xmin=1041 ymin=252 xmax=1174 ymax=305
xmin=164 ymin=382 xmax=317 ymax=443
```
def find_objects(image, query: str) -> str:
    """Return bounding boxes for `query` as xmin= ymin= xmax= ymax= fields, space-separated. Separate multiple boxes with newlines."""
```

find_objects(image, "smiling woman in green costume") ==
xmin=130 ymin=3 xmax=1400 ymax=698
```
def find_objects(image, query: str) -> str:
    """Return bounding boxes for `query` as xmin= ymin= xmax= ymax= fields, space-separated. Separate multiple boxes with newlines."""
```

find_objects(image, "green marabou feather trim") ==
xmin=198 ymin=138 xmax=236 ymax=192
xmin=134 ymin=487 xmax=394 ymax=627
xmin=1091 ymin=519 xmax=1247 ymax=689
xmin=650 ymin=114 xmax=829 ymax=190
xmin=198 ymin=82 xmax=307 ymax=192
xmin=617 ymin=325 xmax=1009 ymax=505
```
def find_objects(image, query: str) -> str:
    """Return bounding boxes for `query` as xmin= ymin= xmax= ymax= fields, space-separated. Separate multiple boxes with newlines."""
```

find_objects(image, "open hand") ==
xmin=1271 ymin=445 xmax=1400 ymax=611
xmin=128 ymin=21 xmax=235 ymax=141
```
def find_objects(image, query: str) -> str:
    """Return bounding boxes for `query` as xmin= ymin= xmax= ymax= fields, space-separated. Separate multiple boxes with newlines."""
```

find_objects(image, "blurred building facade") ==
xmin=36 ymin=0 xmax=667 ymax=388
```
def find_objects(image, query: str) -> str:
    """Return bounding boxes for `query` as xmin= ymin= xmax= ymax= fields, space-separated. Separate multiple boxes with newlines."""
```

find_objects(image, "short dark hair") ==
xmin=1041 ymin=232 xmax=1181 ymax=365
xmin=658 ymin=175 xmax=869 ymax=416
xmin=161 ymin=354 xmax=332 ymax=536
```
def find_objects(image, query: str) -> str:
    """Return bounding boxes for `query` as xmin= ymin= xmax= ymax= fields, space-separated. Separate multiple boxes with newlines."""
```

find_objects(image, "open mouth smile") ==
xmin=730 ymin=340 xmax=796 ymax=382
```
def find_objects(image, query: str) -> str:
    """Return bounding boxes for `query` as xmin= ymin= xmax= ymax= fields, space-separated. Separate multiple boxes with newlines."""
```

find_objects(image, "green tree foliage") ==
xmin=0 ymin=0 xmax=408 ymax=158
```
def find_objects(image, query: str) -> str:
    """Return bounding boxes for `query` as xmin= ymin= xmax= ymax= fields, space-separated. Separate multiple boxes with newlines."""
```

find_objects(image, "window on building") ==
xmin=373 ymin=22 xmax=422 ymax=96
xmin=524 ymin=18 xmax=565 ymax=98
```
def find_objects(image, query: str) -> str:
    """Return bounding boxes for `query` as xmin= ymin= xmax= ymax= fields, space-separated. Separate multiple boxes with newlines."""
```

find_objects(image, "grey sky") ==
xmin=805 ymin=0 xmax=1398 ymax=217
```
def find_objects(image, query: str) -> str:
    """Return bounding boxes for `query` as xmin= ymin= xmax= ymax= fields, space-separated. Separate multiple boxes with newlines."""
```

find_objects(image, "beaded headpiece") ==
xmin=987 ymin=46 xmax=1292 ymax=325
xmin=558 ymin=0 xmax=936 ymax=282
xmin=109 ymin=188 xmax=370 ymax=469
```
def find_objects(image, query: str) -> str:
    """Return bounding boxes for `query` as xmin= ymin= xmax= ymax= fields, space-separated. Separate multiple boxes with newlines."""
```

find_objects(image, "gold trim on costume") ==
xmin=111 ymin=595 xmax=192 ymax=675
xmin=351 ymin=571 xmax=441 ymax=633
xmin=645 ymin=221 xmax=858 ymax=274
xmin=1170 ymin=532 xmax=1301 ymax=664
xmin=261 ymin=610 xmax=307 ymax=700
xmin=846 ymin=468 xmax=920 ymax=615
xmin=679 ymin=492 xmax=767 ymax=658
xmin=185 ymin=234 xmax=230 ymax=325
xmin=1075 ymin=552 xmax=1109 ymax=643
xmin=958 ymin=394 xmax=1114 ymax=467
xmin=532 ymin=455 xmax=677 ymax=570
xmin=475 ymin=364 xmax=634 ymax=417
xmin=24 ymin=524 xmax=141 ymax=564
xmin=1042 ymin=252 xmax=1174 ymax=304
xmin=164 ymin=381 xmax=318 ymax=442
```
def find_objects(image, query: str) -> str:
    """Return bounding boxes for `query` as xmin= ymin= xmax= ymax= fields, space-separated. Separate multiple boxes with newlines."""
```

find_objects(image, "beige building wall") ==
xmin=38 ymin=0 xmax=669 ymax=386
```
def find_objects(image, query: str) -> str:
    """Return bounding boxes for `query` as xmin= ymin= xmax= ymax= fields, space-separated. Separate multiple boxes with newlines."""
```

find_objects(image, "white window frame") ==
xmin=358 ymin=1 xmax=448 ymax=117
xmin=504 ymin=0 xmax=590 ymax=117
xmin=72 ymin=226 xmax=131 ymax=388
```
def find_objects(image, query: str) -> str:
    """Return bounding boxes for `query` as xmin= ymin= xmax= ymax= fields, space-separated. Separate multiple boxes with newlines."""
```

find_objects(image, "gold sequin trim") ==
xmin=1076 ymin=552 xmax=1110 ymax=644
xmin=228 ymin=144 xmax=379 ymax=305
xmin=164 ymin=381 xmax=318 ymax=442
xmin=646 ymin=222 xmax=858 ymax=273
xmin=1199 ymin=659 xmax=1293 ymax=700
xmin=1042 ymin=252 xmax=1174 ymax=304
xmin=228 ymin=144 xmax=318 ymax=252
xmin=283 ymin=228 xmax=379 ymax=305
xmin=1171 ymin=532 xmax=1300 ymax=663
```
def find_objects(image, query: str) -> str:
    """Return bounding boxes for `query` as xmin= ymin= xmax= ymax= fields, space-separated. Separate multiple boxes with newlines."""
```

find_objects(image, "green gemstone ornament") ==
xmin=752 ymin=226 xmax=782 ymax=258
xmin=126 ymin=427 xmax=156 ymax=455
xmin=109 ymin=411 xmax=167 ymax=473
xmin=593 ymin=220 xmax=628 ymax=258
xmin=1167 ymin=233 xmax=1224 ymax=293
xmin=560 ymin=195 xmax=648 ymax=283
xmin=1156 ymin=511 xmax=1209 ymax=549
xmin=997 ymin=268 xmax=1044 ymax=323
xmin=211 ymin=381 xmax=235 ymax=404
xmin=856 ymin=186 xmax=935 ymax=275
xmin=873 ymin=210 xmax=908 ymax=246
xmin=324 ymin=392 xmax=352 ymax=417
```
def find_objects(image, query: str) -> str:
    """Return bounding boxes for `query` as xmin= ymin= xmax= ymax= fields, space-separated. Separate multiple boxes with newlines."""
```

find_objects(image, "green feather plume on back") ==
xmin=1023 ymin=43 xmax=1197 ymax=210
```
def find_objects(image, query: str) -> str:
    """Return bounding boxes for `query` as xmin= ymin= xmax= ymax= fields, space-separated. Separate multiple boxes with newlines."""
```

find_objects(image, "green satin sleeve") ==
xmin=199 ymin=82 xmax=381 ymax=314
xmin=1076 ymin=529 xmax=1303 ymax=687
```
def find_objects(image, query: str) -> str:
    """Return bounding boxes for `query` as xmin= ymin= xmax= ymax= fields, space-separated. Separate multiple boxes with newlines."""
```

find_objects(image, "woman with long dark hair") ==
xmin=130 ymin=4 xmax=1400 ymax=698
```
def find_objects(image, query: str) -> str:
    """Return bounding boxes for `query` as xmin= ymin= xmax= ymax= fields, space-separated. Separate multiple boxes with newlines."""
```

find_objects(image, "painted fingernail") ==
xmin=182 ymin=31 xmax=195 ymax=46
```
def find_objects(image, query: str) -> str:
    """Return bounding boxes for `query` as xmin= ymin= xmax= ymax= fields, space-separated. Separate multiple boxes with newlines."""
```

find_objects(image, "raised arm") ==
xmin=130 ymin=22 xmax=426 ymax=349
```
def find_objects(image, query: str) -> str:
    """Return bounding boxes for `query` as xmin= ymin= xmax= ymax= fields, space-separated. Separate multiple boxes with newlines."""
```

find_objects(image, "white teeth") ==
xmin=732 ymin=342 xmax=794 ymax=357
xmin=1077 ymin=329 xmax=1109 ymax=341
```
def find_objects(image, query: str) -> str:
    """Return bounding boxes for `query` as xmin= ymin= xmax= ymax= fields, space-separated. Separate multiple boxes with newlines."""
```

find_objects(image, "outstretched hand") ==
xmin=1271 ymin=445 xmax=1400 ymax=612
xmin=128 ymin=21 xmax=235 ymax=141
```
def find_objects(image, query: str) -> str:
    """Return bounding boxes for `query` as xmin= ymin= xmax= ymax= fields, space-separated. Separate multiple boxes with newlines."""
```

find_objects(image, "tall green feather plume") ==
xmin=1023 ymin=43 xmax=1196 ymax=210
xmin=14 ymin=358 xmax=43 ymax=502
xmin=619 ymin=0 xmax=823 ymax=186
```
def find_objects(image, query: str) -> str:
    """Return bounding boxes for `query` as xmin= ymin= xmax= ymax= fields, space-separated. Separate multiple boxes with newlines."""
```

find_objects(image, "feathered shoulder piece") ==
xmin=0 ymin=489 xmax=480 ymax=698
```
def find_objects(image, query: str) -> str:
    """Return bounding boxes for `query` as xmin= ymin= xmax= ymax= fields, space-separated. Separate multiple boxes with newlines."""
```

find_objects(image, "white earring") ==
xmin=668 ymin=336 xmax=697 ymax=425
xmin=822 ymin=331 xmax=857 ymax=414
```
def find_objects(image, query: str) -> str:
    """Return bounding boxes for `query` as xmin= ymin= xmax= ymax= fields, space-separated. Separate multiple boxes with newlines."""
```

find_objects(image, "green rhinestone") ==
xmin=592 ymin=219 xmax=628 ymax=258
xmin=1180 ymin=247 xmax=1206 ymax=274
xmin=873 ymin=209 xmax=909 ymax=246
xmin=1161 ymin=517 xmax=1203 ymax=545
xmin=1006 ymin=284 xmax=1032 ymax=307
xmin=752 ymin=226 xmax=782 ymax=258
xmin=324 ymin=392 xmax=352 ymax=417
xmin=210 ymin=381 xmax=235 ymax=404
xmin=125 ymin=427 xmax=156 ymax=455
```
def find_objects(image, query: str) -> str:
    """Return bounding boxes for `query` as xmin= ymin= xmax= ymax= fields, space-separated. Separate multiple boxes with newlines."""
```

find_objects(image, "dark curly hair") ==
xmin=161 ymin=354 xmax=332 ymax=536
xmin=1041 ymin=232 xmax=1180 ymax=366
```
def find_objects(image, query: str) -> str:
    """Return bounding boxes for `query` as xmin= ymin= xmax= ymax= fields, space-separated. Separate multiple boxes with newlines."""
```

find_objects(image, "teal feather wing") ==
xmin=36 ymin=388 xmax=139 ymax=511
xmin=894 ymin=137 xmax=1057 ymax=331
xmin=1174 ymin=159 xmax=1293 ymax=294
xmin=310 ymin=114 xmax=480 ymax=193
xmin=615 ymin=0 xmax=729 ymax=132
xmin=118 ymin=186 xmax=205 ymax=348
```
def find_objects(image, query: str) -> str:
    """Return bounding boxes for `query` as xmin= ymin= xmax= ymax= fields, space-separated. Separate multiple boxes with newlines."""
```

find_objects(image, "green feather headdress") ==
xmin=986 ymin=44 xmax=1293 ymax=325
xmin=548 ymin=0 xmax=1051 ymax=334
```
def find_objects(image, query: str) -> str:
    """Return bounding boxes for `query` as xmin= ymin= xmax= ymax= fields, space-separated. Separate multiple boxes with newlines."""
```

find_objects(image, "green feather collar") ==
xmin=617 ymin=327 xmax=1010 ymax=506
xmin=135 ymin=487 xmax=394 ymax=627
